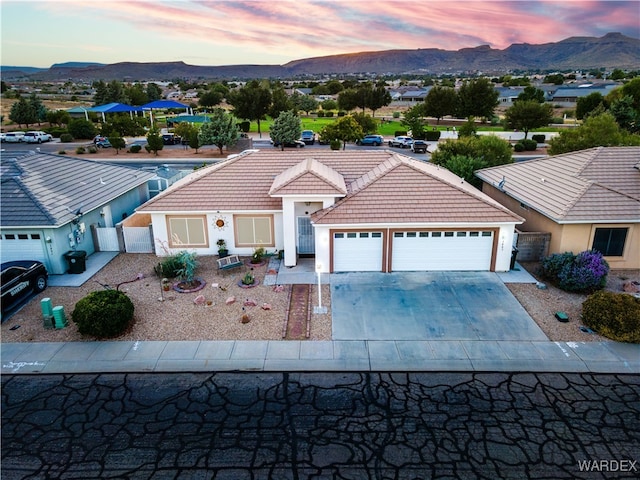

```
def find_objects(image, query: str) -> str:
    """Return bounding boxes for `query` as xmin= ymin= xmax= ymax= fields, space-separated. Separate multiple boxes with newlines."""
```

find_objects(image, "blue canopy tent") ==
xmin=141 ymin=100 xmax=191 ymax=127
xmin=88 ymin=103 xmax=143 ymax=122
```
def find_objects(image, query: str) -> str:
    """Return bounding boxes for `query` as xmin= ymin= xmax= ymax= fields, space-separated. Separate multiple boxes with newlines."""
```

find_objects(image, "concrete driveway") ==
xmin=331 ymin=272 xmax=548 ymax=341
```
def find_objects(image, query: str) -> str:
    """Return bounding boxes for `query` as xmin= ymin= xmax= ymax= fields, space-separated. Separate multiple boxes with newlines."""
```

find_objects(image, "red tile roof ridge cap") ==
xmin=349 ymin=154 xmax=402 ymax=194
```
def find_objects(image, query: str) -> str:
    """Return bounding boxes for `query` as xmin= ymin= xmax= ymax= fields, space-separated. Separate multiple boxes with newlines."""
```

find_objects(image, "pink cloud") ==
xmin=35 ymin=1 xmax=640 ymax=63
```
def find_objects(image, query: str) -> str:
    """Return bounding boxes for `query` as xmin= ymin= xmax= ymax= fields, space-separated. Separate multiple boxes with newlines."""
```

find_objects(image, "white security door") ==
xmin=333 ymin=232 xmax=383 ymax=272
xmin=391 ymin=231 xmax=493 ymax=271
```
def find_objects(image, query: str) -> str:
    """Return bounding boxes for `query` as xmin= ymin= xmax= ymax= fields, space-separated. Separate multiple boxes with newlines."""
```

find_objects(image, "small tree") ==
xmin=269 ymin=110 xmax=301 ymax=150
xmin=109 ymin=134 xmax=126 ymax=154
xmin=504 ymin=100 xmax=553 ymax=139
xmin=146 ymin=129 xmax=164 ymax=156
xmin=68 ymin=118 xmax=97 ymax=139
xmin=320 ymin=116 xmax=363 ymax=150
xmin=198 ymin=108 xmax=239 ymax=155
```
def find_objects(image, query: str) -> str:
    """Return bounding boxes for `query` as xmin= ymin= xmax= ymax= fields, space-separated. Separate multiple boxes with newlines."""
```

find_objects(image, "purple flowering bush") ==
xmin=541 ymin=250 xmax=609 ymax=293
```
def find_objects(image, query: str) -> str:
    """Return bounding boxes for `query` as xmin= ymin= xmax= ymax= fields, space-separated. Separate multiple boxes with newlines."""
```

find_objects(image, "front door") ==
xmin=297 ymin=217 xmax=315 ymax=254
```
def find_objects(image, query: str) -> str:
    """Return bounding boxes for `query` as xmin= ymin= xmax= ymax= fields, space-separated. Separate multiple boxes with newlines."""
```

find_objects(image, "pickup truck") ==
xmin=23 ymin=131 xmax=53 ymax=143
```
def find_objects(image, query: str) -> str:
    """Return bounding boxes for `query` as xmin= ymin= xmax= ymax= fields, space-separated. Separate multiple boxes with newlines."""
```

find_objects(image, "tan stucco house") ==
xmin=475 ymin=146 xmax=640 ymax=270
xmin=136 ymin=149 xmax=524 ymax=273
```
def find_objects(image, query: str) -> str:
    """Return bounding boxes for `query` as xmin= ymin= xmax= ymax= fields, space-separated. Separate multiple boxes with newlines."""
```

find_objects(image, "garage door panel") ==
xmin=392 ymin=231 xmax=493 ymax=271
xmin=1 ymin=234 xmax=47 ymax=266
xmin=333 ymin=232 xmax=383 ymax=272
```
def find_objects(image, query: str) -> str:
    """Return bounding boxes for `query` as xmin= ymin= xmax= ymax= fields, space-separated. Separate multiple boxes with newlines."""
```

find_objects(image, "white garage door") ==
xmin=333 ymin=231 xmax=383 ymax=272
xmin=392 ymin=230 xmax=494 ymax=271
xmin=0 ymin=233 xmax=48 ymax=266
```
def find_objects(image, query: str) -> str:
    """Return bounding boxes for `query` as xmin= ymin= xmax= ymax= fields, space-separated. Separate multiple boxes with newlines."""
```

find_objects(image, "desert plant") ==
xmin=129 ymin=144 xmax=142 ymax=153
xmin=154 ymin=255 xmax=183 ymax=278
xmin=175 ymin=250 xmax=199 ymax=283
xmin=330 ymin=139 xmax=341 ymax=150
xmin=72 ymin=289 xmax=134 ymax=338
xmin=58 ymin=150 xmax=66 ymax=154
xmin=251 ymin=246 xmax=265 ymax=264
xmin=242 ymin=271 xmax=255 ymax=285
xmin=540 ymin=250 xmax=609 ymax=293
xmin=582 ymin=291 xmax=640 ymax=343
xmin=60 ymin=133 xmax=73 ymax=143
xmin=75 ymin=146 xmax=86 ymax=154
xmin=88 ymin=146 xmax=98 ymax=154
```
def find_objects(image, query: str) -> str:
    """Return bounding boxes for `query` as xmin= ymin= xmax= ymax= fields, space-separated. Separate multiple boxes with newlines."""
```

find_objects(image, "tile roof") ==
xmin=475 ymin=146 xmax=640 ymax=223
xmin=140 ymin=150 xmax=522 ymax=225
xmin=269 ymin=157 xmax=347 ymax=196
xmin=1 ymin=152 xmax=155 ymax=228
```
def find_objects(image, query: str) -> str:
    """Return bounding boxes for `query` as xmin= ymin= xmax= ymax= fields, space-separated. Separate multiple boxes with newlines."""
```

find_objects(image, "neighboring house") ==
xmin=0 ymin=152 xmax=155 ymax=274
xmin=495 ymin=86 xmax=525 ymax=107
xmin=550 ymin=83 xmax=619 ymax=107
xmin=135 ymin=150 xmax=523 ymax=273
xmin=475 ymin=147 xmax=640 ymax=270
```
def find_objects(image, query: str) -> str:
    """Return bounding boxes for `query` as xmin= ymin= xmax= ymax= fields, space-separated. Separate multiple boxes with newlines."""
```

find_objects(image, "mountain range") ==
xmin=3 ymin=33 xmax=639 ymax=82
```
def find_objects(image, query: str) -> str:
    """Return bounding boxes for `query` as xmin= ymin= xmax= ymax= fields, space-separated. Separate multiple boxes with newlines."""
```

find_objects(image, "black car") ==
xmin=1 ymin=260 xmax=48 ymax=317
xmin=411 ymin=140 xmax=429 ymax=153
xmin=162 ymin=133 xmax=182 ymax=145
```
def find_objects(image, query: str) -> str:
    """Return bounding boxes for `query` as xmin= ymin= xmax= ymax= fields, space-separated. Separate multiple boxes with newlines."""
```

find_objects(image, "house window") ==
xmin=592 ymin=228 xmax=628 ymax=256
xmin=235 ymin=215 xmax=274 ymax=246
xmin=167 ymin=216 xmax=208 ymax=247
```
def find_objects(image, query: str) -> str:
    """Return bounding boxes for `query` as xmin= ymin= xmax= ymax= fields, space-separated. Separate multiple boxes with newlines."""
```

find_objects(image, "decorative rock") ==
xmin=225 ymin=296 xmax=236 ymax=305
xmin=244 ymin=299 xmax=258 ymax=307
xmin=241 ymin=314 xmax=251 ymax=324
xmin=211 ymin=283 xmax=219 ymax=289
xmin=273 ymin=285 xmax=285 ymax=293
xmin=261 ymin=303 xmax=272 ymax=310
xmin=194 ymin=295 xmax=206 ymax=305
xmin=622 ymin=281 xmax=640 ymax=293
xmin=267 ymin=269 xmax=278 ymax=275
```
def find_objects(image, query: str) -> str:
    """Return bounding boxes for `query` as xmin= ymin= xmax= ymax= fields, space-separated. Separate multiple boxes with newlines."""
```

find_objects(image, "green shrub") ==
xmin=532 ymin=134 xmax=546 ymax=143
xmin=88 ymin=146 xmax=98 ymax=154
xmin=425 ymin=130 xmax=441 ymax=141
xmin=540 ymin=250 xmax=609 ymax=293
xmin=392 ymin=111 xmax=400 ymax=118
xmin=75 ymin=146 xmax=86 ymax=154
xmin=337 ymin=111 xmax=346 ymax=117
xmin=582 ymin=291 xmax=640 ymax=343
xmin=330 ymin=139 xmax=341 ymax=150
xmin=394 ymin=130 xmax=408 ymax=137
xmin=514 ymin=142 xmax=525 ymax=152
xmin=47 ymin=127 xmax=68 ymax=138
xmin=238 ymin=121 xmax=250 ymax=133
xmin=521 ymin=138 xmax=538 ymax=150
xmin=317 ymin=110 xmax=325 ymax=117
xmin=129 ymin=144 xmax=142 ymax=153
xmin=144 ymin=144 xmax=152 ymax=153
xmin=60 ymin=133 xmax=73 ymax=143
xmin=72 ymin=290 xmax=134 ymax=338
xmin=325 ymin=111 xmax=334 ymax=117
xmin=58 ymin=150 xmax=66 ymax=154
xmin=154 ymin=255 xmax=183 ymax=278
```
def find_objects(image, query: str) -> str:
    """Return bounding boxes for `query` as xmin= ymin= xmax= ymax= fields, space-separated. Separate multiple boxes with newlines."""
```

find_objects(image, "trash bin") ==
xmin=64 ymin=250 xmax=87 ymax=274
xmin=510 ymin=247 xmax=519 ymax=270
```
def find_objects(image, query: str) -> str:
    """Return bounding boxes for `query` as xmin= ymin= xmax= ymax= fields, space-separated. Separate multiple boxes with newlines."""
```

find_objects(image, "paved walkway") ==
xmin=2 ymin=338 xmax=638 ymax=374
xmin=4 ymin=255 xmax=639 ymax=375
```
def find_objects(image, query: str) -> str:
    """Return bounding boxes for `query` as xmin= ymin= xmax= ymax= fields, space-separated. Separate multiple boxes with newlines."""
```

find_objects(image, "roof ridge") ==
xmin=15 ymin=176 xmax=58 ymax=225
xmin=269 ymin=157 xmax=346 ymax=195
xmin=403 ymin=156 xmax=523 ymax=221
xmin=349 ymin=155 xmax=401 ymax=194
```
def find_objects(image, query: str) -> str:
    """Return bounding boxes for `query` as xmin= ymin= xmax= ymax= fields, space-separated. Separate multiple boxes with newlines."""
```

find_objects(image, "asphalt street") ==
xmin=2 ymin=372 xmax=639 ymax=479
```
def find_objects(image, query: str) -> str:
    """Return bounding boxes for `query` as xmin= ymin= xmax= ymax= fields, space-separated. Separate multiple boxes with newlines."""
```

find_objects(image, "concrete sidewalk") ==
xmin=2 ymin=339 xmax=638 ymax=374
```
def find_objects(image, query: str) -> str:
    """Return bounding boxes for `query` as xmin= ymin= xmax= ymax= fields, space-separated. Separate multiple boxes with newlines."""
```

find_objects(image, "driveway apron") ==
xmin=330 ymin=271 xmax=548 ymax=341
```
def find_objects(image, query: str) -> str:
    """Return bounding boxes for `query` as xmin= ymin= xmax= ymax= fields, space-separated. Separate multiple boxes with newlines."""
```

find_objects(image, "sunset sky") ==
xmin=1 ymin=0 xmax=639 ymax=68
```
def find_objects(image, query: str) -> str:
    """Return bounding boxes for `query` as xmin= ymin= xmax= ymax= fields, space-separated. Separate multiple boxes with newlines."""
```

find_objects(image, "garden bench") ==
xmin=216 ymin=254 xmax=243 ymax=273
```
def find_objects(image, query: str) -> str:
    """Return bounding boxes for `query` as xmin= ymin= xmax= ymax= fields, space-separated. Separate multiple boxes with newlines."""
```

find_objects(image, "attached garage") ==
xmin=0 ymin=233 xmax=48 ymax=267
xmin=333 ymin=231 xmax=383 ymax=272
xmin=391 ymin=230 xmax=494 ymax=271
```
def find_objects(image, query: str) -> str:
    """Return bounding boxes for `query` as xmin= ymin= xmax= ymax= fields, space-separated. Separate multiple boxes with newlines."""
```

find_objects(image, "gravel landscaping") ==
xmin=1 ymin=255 xmax=637 ymax=344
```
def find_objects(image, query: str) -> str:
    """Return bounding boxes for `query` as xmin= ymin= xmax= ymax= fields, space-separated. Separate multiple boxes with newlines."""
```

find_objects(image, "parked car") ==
xmin=356 ymin=135 xmax=384 ymax=146
xmin=411 ymin=140 xmax=428 ymax=153
xmin=162 ymin=133 xmax=182 ymax=145
xmin=388 ymin=136 xmax=413 ymax=148
xmin=3 ymin=131 xmax=26 ymax=143
xmin=272 ymin=139 xmax=305 ymax=148
xmin=95 ymin=137 xmax=112 ymax=148
xmin=23 ymin=131 xmax=53 ymax=143
xmin=1 ymin=260 xmax=48 ymax=317
xmin=300 ymin=130 xmax=315 ymax=145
